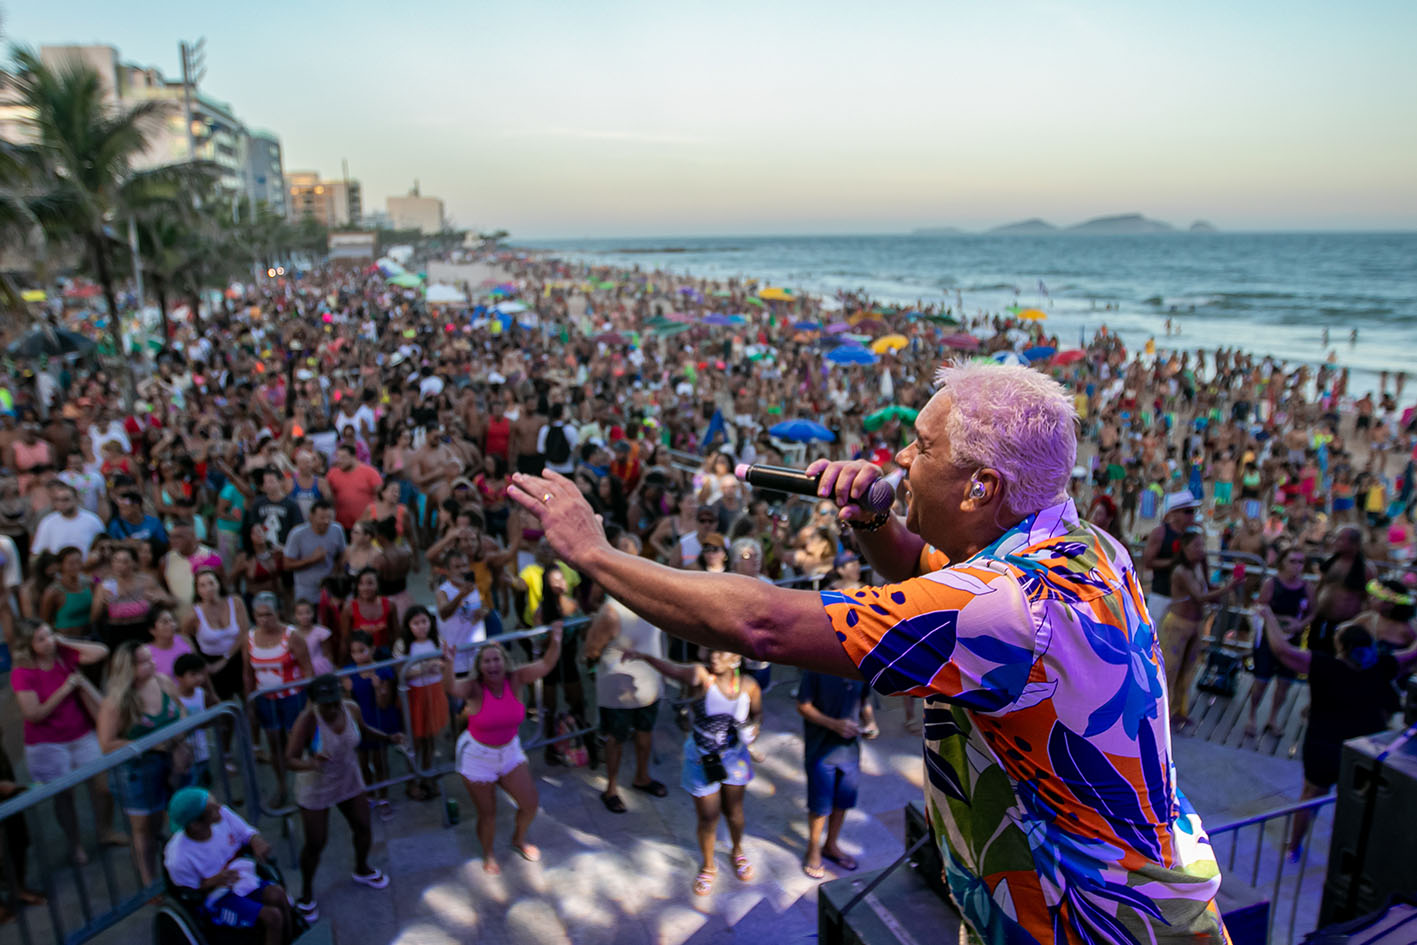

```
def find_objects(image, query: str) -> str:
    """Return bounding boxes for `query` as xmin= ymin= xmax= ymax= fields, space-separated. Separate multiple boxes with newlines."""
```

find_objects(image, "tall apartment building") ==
xmin=246 ymin=131 xmax=287 ymax=216
xmin=0 ymin=44 xmax=286 ymax=215
xmin=287 ymin=172 xmax=362 ymax=227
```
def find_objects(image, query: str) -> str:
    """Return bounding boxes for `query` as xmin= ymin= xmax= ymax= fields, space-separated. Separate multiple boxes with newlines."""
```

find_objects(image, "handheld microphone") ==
xmin=734 ymin=463 xmax=895 ymax=514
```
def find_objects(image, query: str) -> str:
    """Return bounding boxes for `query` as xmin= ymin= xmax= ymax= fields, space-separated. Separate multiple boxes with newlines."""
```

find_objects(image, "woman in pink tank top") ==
xmin=441 ymin=624 xmax=562 ymax=875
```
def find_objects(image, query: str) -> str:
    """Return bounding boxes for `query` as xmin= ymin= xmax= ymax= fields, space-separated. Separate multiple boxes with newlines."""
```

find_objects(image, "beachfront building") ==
xmin=0 ymin=44 xmax=285 ymax=215
xmin=387 ymin=185 xmax=445 ymax=234
xmin=246 ymin=130 xmax=287 ymax=217
xmin=288 ymin=172 xmax=362 ymax=227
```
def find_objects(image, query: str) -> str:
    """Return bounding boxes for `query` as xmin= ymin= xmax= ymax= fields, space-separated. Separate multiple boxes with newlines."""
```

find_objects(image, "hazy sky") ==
xmin=9 ymin=0 xmax=1417 ymax=237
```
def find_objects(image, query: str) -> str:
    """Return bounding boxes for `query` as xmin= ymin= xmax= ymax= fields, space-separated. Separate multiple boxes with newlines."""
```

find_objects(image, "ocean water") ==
xmin=522 ymin=232 xmax=1417 ymax=396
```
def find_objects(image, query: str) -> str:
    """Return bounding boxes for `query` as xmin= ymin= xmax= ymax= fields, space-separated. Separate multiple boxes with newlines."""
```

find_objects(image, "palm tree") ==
xmin=8 ymin=47 xmax=204 ymax=398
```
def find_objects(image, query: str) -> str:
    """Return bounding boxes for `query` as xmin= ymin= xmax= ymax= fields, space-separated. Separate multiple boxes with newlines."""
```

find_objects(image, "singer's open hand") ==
xmin=805 ymin=458 xmax=888 ymax=522
xmin=507 ymin=469 xmax=613 ymax=569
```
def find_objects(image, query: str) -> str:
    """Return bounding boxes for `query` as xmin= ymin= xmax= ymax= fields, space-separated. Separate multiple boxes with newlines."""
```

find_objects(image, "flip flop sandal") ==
xmin=630 ymin=779 xmax=668 ymax=797
xmin=512 ymin=843 xmax=541 ymax=863
xmin=802 ymin=862 xmax=826 ymax=880
xmin=600 ymin=792 xmax=627 ymax=814
xmin=732 ymin=853 xmax=753 ymax=881
xmin=823 ymin=850 xmax=858 ymax=871
xmin=693 ymin=870 xmax=715 ymax=896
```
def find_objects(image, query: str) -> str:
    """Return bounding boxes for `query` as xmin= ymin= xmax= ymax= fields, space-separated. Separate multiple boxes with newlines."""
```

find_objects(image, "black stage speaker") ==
xmin=1215 ymin=877 xmax=1270 ymax=945
xmin=818 ymin=863 xmax=963 ymax=945
xmin=1320 ymin=727 xmax=1417 ymax=926
xmin=819 ymin=802 xmax=962 ymax=945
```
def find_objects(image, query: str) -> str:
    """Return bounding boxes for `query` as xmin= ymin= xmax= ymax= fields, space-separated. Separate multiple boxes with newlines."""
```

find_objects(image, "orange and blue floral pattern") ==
xmin=822 ymin=500 xmax=1230 ymax=945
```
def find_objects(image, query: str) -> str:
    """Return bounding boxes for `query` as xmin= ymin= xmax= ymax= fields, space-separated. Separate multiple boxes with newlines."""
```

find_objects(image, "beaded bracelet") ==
xmin=846 ymin=512 xmax=890 ymax=533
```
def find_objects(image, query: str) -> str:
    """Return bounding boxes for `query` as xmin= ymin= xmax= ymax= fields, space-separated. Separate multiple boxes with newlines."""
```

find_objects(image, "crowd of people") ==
xmin=0 ymin=249 xmax=1414 ymax=934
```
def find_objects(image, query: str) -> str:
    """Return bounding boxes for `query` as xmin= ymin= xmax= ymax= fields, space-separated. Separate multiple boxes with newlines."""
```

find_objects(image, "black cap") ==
xmin=308 ymin=674 xmax=342 ymax=705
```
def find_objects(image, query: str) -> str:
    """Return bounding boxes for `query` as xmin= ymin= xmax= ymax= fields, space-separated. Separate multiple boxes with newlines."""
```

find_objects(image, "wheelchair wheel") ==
xmin=153 ymin=905 xmax=206 ymax=945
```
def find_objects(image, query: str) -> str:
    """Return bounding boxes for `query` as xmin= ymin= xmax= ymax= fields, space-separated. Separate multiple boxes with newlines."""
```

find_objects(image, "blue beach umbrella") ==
xmin=992 ymin=351 xmax=1027 ymax=366
xmin=826 ymin=345 xmax=878 ymax=366
xmin=1022 ymin=345 xmax=1056 ymax=363
xmin=791 ymin=320 xmax=822 ymax=332
xmin=701 ymin=313 xmax=735 ymax=326
xmin=769 ymin=419 xmax=836 ymax=443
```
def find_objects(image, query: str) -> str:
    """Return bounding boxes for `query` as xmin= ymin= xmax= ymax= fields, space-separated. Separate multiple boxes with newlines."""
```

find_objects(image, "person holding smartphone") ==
xmin=623 ymin=646 xmax=762 ymax=897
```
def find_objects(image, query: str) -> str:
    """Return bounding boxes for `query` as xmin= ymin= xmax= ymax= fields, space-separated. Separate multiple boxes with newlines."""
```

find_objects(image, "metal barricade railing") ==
xmin=0 ymin=702 xmax=263 ymax=945
xmin=1208 ymin=794 xmax=1336 ymax=945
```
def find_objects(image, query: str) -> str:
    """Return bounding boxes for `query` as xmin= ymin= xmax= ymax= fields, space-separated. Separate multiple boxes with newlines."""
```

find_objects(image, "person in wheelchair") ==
xmin=163 ymin=787 xmax=295 ymax=945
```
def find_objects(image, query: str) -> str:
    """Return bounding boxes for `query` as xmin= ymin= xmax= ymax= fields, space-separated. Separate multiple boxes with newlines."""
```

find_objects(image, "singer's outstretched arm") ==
xmin=508 ymin=471 xmax=861 ymax=678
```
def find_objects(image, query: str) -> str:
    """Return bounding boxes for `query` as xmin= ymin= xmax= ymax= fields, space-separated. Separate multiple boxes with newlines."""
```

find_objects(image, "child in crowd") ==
xmin=394 ymin=606 xmax=446 ymax=801
xmin=292 ymin=598 xmax=336 ymax=675
xmin=173 ymin=653 xmax=214 ymax=786
xmin=344 ymin=630 xmax=400 ymax=820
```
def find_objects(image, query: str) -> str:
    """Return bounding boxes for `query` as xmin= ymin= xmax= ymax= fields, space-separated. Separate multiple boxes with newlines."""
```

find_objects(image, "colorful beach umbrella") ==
xmin=1022 ymin=345 xmax=1056 ymax=363
xmin=595 ymin=331 xmax=626 ymax=344
xmin=744 ymin=298 xmax=765 ymax=308
xmin=388 ymin=272 xmax=423 ymax=288
xmin=863 ymin=405 xmax=919 ymax=431
xmin=768 ymin=419 xmax=835 ymax=442
xmin=1053 ymin=349 xmax=1087 ymax=365
xmin=870 ymin=334 xmax=909 ymax=354
xmin=826 ymin=345 xmax=878 ymax=366
xmin=993 ymin=351 xmax=1027 ymax=366
xmin=62 ymin=283 xmax=102 ymax=299
xmin=1017 ymin=308 xmax=1048 ymax=321
xmin=826 ymin=321 xmax=851 ymax=333
xmin=758 ymin=287 xmax=795 ymax=302
xmin=792 ymin=320 xmax=822 ymax=332
xmin=911 ymin=311 xmax=959 ymax=326
xmin=20 ymin=289 xmax=46 ymax=303
xmin=701 ymin=313 xmax=735 ymax=326
xmin=942 ymin=332 xmax=981 ymax=351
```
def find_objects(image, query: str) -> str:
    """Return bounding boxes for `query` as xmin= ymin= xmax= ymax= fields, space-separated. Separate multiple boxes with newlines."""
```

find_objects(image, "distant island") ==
xmin=910 ymin=214 xmax=1219 ymax=235
xmin=1066 ymin=213 xmax=1173 ymax=234
xmin=990 ymin=218 xmax=1058 ymax=235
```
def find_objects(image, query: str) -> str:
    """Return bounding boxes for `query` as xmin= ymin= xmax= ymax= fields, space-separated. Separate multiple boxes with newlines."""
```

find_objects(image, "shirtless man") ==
xmin=405 ymin=431 xmax=463 ymax=529
xmin=1309 ymin=526 xmax=1374 ymax=657
xmin=1212 ymin=448 xmax=1237 ymax=515
xmin=509 ymin=386 xmax=548 ymax=475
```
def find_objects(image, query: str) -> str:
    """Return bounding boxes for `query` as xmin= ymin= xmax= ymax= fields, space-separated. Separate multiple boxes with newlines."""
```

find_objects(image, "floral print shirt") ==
xmin=822 ymin=499 xmax=1230 ymax=945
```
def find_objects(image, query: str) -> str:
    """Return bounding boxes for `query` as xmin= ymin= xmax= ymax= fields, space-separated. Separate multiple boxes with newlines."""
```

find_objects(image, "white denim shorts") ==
xmin=25 ymin=731 xmax=103 ymax=784
xmin=455 ymin=731 xmax=528 ymax=784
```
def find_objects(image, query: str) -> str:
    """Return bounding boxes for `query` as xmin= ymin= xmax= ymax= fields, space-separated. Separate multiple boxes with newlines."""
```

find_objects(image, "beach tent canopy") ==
xmin=425 ymin=284 xmax=463 ymax=304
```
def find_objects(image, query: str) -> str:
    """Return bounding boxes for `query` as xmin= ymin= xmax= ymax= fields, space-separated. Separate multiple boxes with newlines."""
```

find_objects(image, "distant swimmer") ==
xmin=1322 ymin=327 xmax=1329 ymax=346
xmin=1165 ymin=317 xmax=1172 ymax=336
xmin=1349 ymin=328 xmax=1358 ymax=345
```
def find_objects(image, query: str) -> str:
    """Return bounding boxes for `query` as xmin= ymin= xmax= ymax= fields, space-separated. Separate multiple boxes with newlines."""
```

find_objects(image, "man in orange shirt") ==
xmin=326 ymin=444 xmax=383 ymax=533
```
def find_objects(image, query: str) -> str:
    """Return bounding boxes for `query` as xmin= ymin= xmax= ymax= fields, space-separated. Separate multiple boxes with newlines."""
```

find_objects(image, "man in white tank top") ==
xmin=583 ymin=539 xmax=668 ymax=813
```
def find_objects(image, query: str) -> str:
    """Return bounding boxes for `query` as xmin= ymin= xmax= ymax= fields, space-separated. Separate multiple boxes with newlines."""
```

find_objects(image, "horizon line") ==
xmin=512 ymin=227 xmax=1417 ymax=243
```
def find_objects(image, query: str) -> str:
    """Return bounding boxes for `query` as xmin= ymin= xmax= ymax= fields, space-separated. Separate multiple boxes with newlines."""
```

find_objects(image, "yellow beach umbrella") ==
xmin=1017 ymin=308 xmax=1048 ymax=321
xmin=20 ymin=289 xmax=47 ymax=303
xmin=758 ymin=287 xmax=795 ymax=302
xmin=870 ymin=334 xmax=909 ymax=354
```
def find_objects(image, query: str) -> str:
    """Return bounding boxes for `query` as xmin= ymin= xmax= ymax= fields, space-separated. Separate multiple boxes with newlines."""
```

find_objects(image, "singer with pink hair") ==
xmin=508 ymin=361 xmax=1230 ymax=944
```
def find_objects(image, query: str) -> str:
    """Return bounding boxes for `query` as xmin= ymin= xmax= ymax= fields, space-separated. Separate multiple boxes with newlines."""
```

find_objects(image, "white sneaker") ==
xmin=352 ymin=868 xmax=389 ymax=889
xmin=295 ymin=898 xmax=319 ymax=921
